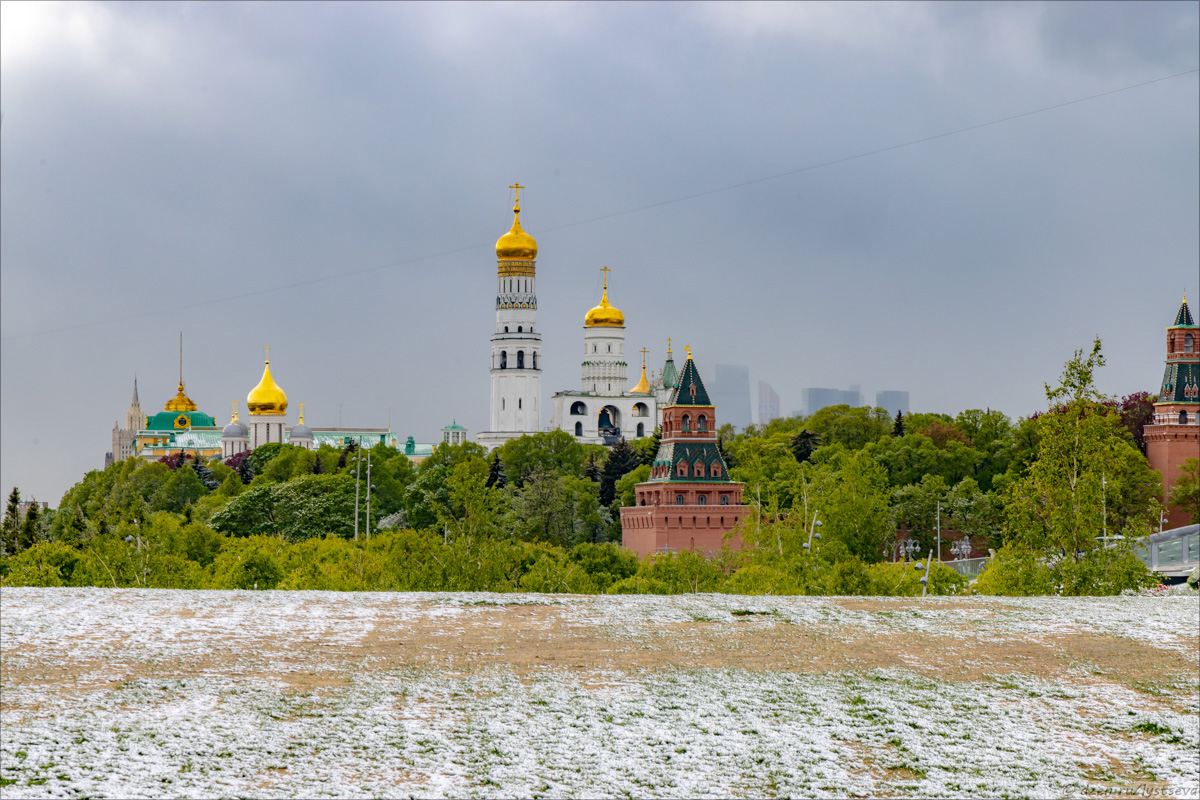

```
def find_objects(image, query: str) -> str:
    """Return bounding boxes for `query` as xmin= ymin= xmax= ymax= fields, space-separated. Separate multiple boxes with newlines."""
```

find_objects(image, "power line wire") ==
xmin=4 ymin=67 xmax=1196 ymax=342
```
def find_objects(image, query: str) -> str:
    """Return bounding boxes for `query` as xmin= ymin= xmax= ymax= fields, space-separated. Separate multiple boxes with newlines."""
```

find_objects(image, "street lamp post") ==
xmin=1102 ymin=475 xmax=1107 ymax=541
xmin=802 ymin=512 xmax=823 ymax=552
xmin=353 ymin=437 xmax=363 ymax=541
xmin=913 ymin=549 xmax=933 ymax=597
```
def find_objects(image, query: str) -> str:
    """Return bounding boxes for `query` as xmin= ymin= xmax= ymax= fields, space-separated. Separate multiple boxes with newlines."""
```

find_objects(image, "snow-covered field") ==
xmin=2 ymin=589 xmax=1197 ymax=799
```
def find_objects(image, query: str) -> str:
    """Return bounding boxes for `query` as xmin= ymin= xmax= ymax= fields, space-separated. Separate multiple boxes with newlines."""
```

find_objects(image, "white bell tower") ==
xmin=478 ymin=184 xmax=542 ymax=451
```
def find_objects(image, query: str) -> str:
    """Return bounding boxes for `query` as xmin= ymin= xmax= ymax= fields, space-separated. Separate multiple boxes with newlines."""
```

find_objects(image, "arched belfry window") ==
xmin=1182 ymin=410 xmax=1190 ymax=424
xmin=518 ymin=326 xmax=523 ymax=333
xmin=682 ymin=414 xmax=691 ymax=432
xmin=500 ymin=351 xmax=507 ymax=369
xmin=532 ymin=353 xmax=538 ymax=369
xmin=517 ymin=350 xmax=525 ymax=369
xmin=575 ymin=421 xmax=583 ymax=436
xmin=1186 ymin=333 xmax=1195 ymax=353
xmin=698 ymin=414 xmax=708 ymax=432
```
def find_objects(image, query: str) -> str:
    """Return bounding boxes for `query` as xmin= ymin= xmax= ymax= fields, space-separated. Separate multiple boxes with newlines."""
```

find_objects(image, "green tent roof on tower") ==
xmin=1172 ymin=298 xmax=1196 ymax=327
xmin=670 ymin=352 xmax=712 ymax=406
xmin=661 ymin=349 xmax=678 ymax=391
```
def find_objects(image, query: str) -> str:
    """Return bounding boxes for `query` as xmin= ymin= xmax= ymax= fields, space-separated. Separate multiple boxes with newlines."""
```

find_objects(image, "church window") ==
xmin=502 ymin=398 xmax=505 ymax=410
xmin=1170 ymin=336 xmax=1176 ymax=353
xmin=571 ymin=401 xmax=587 ymax=415
xmin=676 ymin=494 xmax=684 ymax=505
xmin=532 ymin=353 xmax=538 ymax=369
xmin=698 ymin=414 xmax=708 ymax=432
xmin=575 ymin=421 xmax=583 ymax=436
xmin=1187 ymin=334 xmax=1195 ymax=353
xmin=633 ymin=403 xmax=648 ymax=417
xmin=517 ymin=350 xmax=525 ymax=369
xmin=694 ymin=460 xmax=705 ymax=477
xmin=593 ymin=345 xmax=597 ymax=353
xmin=519 ymin=398 xmax=523 ymax=409
xmin=518 ymin=326 xmax=523 ymax=333
xmin=504 ymin=326 xmax=509 ymax=333
xmin=677 ymin=460 xmax=688 ymax=477
xmin=500 ymin=351 xmax=507 ymax=369
xmin=720 ymin=494 xmax=729 ymax=505
xmin=637 ymin=422 xmax=645 ymax=437
xmin=711 ymin=462 xmax=721 ymax=478
xmin=608 ymin=344 xmax=612 ymax=353
xmin=697 ymin=494 xmax=707 ymax=505
xmin=1181 ymin=410 xmax=1189 ymax=424
xmin=682 ymin=414 xmax=691 ymax=432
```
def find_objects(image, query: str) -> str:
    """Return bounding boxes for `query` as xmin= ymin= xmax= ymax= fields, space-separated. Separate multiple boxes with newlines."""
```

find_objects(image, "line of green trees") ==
xmin=3 ymin=338 xmax=1195 ymax=595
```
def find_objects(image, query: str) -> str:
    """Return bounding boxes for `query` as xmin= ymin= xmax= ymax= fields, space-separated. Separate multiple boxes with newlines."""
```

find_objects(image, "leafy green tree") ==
xmin=404 ymin=440 xmax=489 ymax=530
xmin=806 ymin=450 xmax=892 ymax=563
xmin=890 ymin=474 xmax=948 ymax=555
xmin=1005 ymin=339 xmax=1158 ymax=559
xmin=1168 ymin=458 xmax=1200 ymax=525
xmin=945 ymin=477 xmax=1004 ymax=549
xmin=496 ymin=431 xmax=585 ymax=487
xmin=151 ymin=465 xmax=208 ymax=513
xmin=512 ymin=469 xmax=575 ymax=547
xmin=437 ymin=459 xmax=510 ymax=543
xmin=803 ymin=405 xmax=891 ymax=450
xmin=568 ymin=542 xmax=638 ymax=591
xmin=615 ymin=464 xmax=651 ymax=508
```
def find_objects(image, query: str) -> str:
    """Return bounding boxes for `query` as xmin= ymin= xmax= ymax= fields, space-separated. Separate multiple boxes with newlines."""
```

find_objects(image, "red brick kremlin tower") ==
xmin=1145 ymin=297 xmax=1200 ymax=529
xmin=620 ymin=350 xmax=749 ymax=558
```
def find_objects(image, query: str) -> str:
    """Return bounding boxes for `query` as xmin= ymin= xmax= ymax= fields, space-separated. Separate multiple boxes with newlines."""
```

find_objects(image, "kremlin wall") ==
xmin=106 ymin=187 xmax=1200 ymax=550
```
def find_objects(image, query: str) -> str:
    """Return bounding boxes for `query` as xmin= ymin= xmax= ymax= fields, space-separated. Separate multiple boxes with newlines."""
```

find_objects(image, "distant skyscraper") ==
xmin=757 ymin=381 xmax=780 ymax=425
xmin=802 ymin=387 xmax=864 ymax=416
xmin=712 ymin=364 xmax=752 ymax=430
xmin=875 ymin=390 xmax=910 ymax=417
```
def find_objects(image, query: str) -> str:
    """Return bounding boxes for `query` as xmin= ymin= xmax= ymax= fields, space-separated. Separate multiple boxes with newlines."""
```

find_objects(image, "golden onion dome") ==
xmin=495 ymin=202 xmax=538 ymax=260
xmin=247 ymin=358 xmax=288 ymax=415
xmin=585 ymin=281 xmax=625 ymax=327
xmin=631 ymin=364 xmax=651 ymax=394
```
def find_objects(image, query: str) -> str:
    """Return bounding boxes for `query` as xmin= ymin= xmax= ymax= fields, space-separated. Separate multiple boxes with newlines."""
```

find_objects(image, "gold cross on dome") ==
xmin=600 ymin=265 xmax=611 ymax=288
xmin=264 ymin=345 xmax=270 ymax=362
xmin=640 ymin=347 xmax=648 ymax=367
xmin=510 ymin=183 xmax=524 ymax=205
xmin=230 ymin=401 xmax=237 ymax=422
xmin=667 ymin=337 xmax=672 ymax=354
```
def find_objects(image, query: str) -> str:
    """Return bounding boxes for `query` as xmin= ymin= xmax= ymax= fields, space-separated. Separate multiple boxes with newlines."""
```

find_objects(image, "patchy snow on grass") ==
xmin=2 ymin=589 xmax=1197 ymax=798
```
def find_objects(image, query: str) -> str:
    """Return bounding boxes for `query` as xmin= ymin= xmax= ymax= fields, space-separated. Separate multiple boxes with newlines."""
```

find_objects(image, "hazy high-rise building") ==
xmin=757 ymin=381 xmax=780 ymax=425
xmin=802 ymin=387 xmax=863 ymax=415
xmin=711 ymin=364 xmax=752 ymax=430
xmin=875 ymin=390 xmax=910 ymax=417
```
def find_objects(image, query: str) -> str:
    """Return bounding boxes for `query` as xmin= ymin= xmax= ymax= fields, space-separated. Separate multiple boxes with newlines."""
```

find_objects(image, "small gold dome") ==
xmin=247 ymin=359 xmax=288 ymax=415
xmin=585 ymin=283 xmax=625 ymax=327
xmin=495 ymin=203 xmax=538 ymax=260
xmin=631 ymin=365 xmax=651 ymax=394
xmin=164 ymin=382 xmax=198 ymax=412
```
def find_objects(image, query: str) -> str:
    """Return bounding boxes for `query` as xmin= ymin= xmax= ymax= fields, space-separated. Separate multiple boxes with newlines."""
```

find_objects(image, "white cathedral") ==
xmin=478 ymin=185 xmax=678 ymax=450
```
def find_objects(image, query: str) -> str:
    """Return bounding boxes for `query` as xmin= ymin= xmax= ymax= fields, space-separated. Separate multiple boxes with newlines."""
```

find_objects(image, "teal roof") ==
xmin=145 ymin=410 xmax=217 ymax=431
xmin=645 ymin=441 xmax=732 ymax=483
xmin=303 ymin=430 xmax=400 ymax=450
xmin=1172 ymin=300 xmax=1196 ymax=327
xmin=1157 ymin=362 xmax=1200 ymax=405
xmin=443 ymin=421 xmax=467 ymax=431
xmin=669 ymin=357 xmax=712 ymax=406
xmin=661 ymin=355 xmax=678 ymax=390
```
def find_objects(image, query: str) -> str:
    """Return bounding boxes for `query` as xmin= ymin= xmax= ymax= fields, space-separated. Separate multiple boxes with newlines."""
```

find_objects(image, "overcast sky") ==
xmin=2 ymin=1 xmax=1197 ymax=504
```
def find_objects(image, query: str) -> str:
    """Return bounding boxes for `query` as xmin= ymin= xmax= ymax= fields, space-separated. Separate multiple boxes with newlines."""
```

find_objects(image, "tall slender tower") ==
xmin=1145 ymin=297 xmax=1199 ymax=528
xmin=479 ymin=185 xmax=542 ymax=450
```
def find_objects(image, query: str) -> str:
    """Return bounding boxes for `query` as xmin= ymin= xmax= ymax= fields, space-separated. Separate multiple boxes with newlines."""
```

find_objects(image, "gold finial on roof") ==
xmin=230 ymin=401 xmax=238 ymax=423
xmin=667 ymin=337 xmax=673 ymax=356
xmin=298 ymin=403 xmax=305 ymax=425
xmin=685 ymin=345 xmax=692 ymax=360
